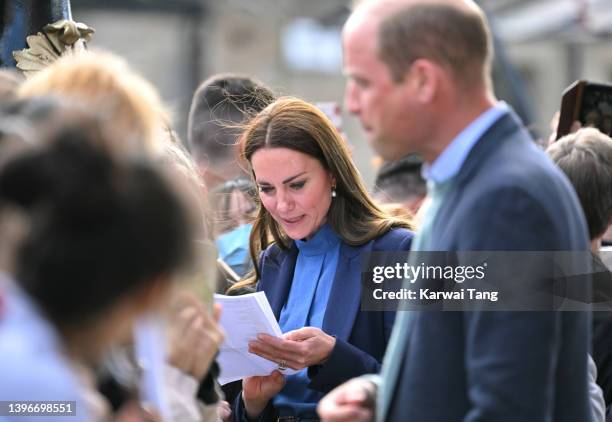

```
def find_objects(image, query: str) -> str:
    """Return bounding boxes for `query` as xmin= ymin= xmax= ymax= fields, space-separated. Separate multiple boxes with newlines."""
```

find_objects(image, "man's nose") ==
xmin=344 ymin=82 xmax=361 ymax=115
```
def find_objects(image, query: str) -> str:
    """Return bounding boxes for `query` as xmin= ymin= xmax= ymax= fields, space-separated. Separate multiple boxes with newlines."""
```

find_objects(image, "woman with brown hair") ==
xmin=228 ymin=97 xmax=414 ymax=421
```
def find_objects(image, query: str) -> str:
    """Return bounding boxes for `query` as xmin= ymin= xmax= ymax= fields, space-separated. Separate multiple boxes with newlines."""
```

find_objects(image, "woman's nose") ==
xmin=276 ymin=190 xmax=293 ymax=212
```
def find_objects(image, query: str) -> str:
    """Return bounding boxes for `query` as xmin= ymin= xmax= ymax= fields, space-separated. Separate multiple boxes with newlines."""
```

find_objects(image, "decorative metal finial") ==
xmin=12 ymin=19 xmax=95 ymax=76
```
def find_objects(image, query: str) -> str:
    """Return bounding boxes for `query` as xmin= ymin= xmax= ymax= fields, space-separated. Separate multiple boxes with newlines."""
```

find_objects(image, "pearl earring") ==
xmin=331 ymin=185 xmax=337 ymax=198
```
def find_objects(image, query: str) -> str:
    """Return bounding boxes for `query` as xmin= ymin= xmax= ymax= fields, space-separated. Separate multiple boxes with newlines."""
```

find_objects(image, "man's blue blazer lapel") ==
xmin=431 ymin=110 xmax=524 ymax=248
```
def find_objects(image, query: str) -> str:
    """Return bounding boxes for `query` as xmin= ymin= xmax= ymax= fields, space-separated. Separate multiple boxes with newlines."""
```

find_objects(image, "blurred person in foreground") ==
xmin=318 ymin=0 xmax=591 ymax=421
xmin=159 ymin=139 xmax=228 ymax=422
xmin=0 ymin=107 xmax=195 ymax=421
xmin=17 ymin=50 xmax=226 ymax=420
xmin=226 ymin=97 xmax=414 ymax=421
xmin=18 ymin=50 xmax=166 ymax=158
xmin=0 ymin=69 xmax=23 ymax=101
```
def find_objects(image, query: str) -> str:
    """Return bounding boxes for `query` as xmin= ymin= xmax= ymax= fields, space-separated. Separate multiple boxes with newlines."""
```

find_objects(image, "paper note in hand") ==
xmin=133 ymin=315 xmax=171 ymax=420
xmin=214 ymin=292 xmax=299 ymax=385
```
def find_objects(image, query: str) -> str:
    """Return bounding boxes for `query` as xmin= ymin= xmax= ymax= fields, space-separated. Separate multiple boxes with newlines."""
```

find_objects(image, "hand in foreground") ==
xmin=317 ymin=378 xmax=376 ymax=422
xmin=218 ymin=400 xmax=231 ymax=422
xmin=248 ymin=327 xmax=336 ymax=370
xmin=242 ymin=370 xmax=285 ymax=419
xmin=114 ymin=400 xmax=162 ymax=422
xmin=167 ymin=294 xmax=225 ymax=380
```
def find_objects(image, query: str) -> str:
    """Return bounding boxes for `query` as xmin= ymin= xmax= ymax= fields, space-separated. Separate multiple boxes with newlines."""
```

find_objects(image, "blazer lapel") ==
xmin=322 ymin=241 xmax=370 ymax=341
xmin=452 ymin=109 xmax=523 ymax=188
xmin=263 ymin=244 xmax=298 ymax=320
xmin=431 ymin=110 xmax=523 ymax=247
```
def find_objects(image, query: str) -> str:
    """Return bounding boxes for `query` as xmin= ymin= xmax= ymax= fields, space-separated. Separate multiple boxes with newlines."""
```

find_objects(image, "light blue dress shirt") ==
xmin=423 ymin=102 xmax=510 ymax=184
xmin=0 ymin=273 xmax=89 ymax=422
xmin=273 ymin=223 xmax=341 ymax=416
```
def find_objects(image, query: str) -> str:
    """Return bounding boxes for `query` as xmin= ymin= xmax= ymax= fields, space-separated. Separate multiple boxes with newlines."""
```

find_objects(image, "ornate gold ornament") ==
xmin=13 ymin=19 xmax=94 ymax=76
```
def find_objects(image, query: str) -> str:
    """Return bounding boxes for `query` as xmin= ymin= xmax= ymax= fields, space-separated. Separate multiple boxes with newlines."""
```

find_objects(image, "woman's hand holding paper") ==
xmin=248 ymin=327 xmax=336 ymax=370
xmin=242 ymin=370 xmax=286 ymax=419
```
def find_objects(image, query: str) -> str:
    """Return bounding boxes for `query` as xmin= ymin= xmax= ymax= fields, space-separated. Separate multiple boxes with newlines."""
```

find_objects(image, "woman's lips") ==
xmin=281 ymin=215 xmax=305 ymax=225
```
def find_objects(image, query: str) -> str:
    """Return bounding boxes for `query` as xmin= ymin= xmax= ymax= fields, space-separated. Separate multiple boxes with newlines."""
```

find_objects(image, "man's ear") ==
xmin=406 ymin=58 xmax=440 ymax=104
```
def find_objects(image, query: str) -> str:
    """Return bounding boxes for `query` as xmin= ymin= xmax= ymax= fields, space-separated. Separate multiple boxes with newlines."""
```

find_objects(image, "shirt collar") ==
xmin=423 ymin=102 xmax=509 ymax=184
xmin=295 ymin=223 xmax=340 ymax=256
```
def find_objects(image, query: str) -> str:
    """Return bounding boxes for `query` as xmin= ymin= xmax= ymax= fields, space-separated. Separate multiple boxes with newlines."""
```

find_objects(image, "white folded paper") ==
xmin=133 ymin=315 xmax=171 ymax=420
xmin=214 ymin=292 xmax=299 ymax=385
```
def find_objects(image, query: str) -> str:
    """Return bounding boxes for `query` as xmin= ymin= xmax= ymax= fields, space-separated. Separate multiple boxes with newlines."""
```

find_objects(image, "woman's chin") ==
xmin=282 ymin=223 xmax=312 ymax=240
xmin=285 ymin=228 xmax=308 ymax=240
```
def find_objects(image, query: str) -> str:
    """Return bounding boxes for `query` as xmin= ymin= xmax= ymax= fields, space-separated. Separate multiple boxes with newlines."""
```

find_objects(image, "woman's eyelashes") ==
xmin=258 ymin=180 xmax=307 ymax=195
xmin=289 ymin=180 xmax=306 ymax=190
xmin=259 ymin=185 xmax=274 ymax=194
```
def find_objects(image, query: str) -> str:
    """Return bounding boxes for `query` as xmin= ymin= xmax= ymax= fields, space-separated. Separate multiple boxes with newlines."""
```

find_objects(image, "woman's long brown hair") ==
xmin=228 ymin=97 xmax=412 ymax=293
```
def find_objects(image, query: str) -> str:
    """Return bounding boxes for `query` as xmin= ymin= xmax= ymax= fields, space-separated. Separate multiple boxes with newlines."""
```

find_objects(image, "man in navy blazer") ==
xmin=319 ymin=0 xmax=592 ymax=421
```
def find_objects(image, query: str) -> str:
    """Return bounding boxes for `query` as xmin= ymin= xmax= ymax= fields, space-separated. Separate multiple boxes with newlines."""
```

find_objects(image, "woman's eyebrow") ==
xmin=282 ymin=172 xmax=306 ymax=184
xmin=256 ymin=171 xmax=307 ymax=185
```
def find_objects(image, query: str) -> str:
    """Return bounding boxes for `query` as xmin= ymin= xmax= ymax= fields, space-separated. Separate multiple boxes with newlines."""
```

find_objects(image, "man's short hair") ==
xmin=377 ymin=2 xmax=492 ymax=85
xmin=547 ymin=128 xmax=612 ymax=239
xmin=187 ymin=74 xmax=275 ymax=163
xmin=374 ymin=154 xmax=426 ymax=203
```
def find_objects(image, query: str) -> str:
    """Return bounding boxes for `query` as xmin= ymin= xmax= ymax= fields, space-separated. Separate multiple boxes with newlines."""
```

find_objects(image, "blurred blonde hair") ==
xmin=158 ymin=134 xmax=218 ymax=306
xmin=0 ymin=69 xmax=23 ymax=101
xmin=158 ymin=130 xmax=208 ymax=238
xmin=18 ymin=51 xmax=167 ymax=157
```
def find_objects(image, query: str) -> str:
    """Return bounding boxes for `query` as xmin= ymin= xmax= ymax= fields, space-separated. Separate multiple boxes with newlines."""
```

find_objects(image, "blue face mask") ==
xmin=215 ymin=223 xmax=253 ymax=279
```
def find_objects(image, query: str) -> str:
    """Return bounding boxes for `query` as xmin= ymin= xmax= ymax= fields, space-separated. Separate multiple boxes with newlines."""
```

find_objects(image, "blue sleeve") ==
xmin=306 ymin=337 xmax=383 ymax=394
xmin=307 ymin=308 xmax=396 ymax=394
xmin=232 ymin=392 xmax=277 ymax=422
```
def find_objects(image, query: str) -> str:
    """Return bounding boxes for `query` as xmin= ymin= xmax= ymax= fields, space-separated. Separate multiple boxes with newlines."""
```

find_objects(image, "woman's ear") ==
xmin=329 ymin=173 xmax=337 ymax=187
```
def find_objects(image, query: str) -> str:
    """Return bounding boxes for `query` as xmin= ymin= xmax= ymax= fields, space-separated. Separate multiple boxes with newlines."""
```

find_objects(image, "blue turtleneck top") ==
xmin=273 ymin=223 xmax=341 ymax=415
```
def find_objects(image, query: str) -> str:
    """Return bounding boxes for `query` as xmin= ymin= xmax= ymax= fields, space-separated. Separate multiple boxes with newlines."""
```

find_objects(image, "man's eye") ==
xmin=354 ymin=77 xmax=369 ymax=88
